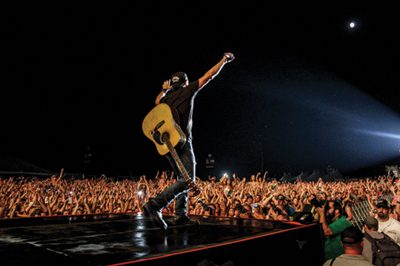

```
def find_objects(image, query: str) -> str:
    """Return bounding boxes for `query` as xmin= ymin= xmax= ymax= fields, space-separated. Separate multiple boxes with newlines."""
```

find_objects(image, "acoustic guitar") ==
xmin=142 ymin=103 xmax=200 ymax=196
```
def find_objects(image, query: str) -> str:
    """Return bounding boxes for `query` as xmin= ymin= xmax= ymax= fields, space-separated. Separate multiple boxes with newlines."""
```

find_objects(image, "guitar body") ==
xmin=142 ymin=103 xmax=186 ymax=156
xmin=142 ymin=103 xmax=200 ymax=196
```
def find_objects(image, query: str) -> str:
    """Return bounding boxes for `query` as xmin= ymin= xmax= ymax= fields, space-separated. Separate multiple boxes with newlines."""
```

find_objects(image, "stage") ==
xmin=0 ymin=214 xmax=325 ymax=265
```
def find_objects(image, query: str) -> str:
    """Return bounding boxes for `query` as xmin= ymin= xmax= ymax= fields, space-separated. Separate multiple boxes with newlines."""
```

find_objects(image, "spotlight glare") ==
xmin=357 ymin=129 xmax=400 ymax=140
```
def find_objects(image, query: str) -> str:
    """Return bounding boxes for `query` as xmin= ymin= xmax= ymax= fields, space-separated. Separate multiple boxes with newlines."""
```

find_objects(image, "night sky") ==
xmin=2 ymin=4 xmax=400 ymax=178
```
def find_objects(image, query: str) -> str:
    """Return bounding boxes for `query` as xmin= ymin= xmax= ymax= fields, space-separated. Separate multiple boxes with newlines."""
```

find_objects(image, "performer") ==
xmin=143 ymin=52 xmax=235 ymax=229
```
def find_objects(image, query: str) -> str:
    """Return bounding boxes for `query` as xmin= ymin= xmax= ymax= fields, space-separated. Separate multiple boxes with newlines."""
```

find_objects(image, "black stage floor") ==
xmin=0 ymin=214 xmax=324 ymax=266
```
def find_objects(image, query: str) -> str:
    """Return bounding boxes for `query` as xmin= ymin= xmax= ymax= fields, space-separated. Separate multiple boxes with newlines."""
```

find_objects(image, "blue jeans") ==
xmin=151 ymin=141 xmax=196 ymax=217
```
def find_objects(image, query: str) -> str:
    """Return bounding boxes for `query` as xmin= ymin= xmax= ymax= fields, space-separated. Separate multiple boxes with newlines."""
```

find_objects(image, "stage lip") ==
xmin=107 ymin=221 xmax=317 ymax=266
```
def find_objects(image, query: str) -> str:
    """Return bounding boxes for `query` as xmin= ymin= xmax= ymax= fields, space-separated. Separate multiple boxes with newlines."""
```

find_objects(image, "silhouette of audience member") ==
xmin=323 ymin=225 xmax=373 ymax=265
xmin=361 ymin=216 xmax=384 ymax=263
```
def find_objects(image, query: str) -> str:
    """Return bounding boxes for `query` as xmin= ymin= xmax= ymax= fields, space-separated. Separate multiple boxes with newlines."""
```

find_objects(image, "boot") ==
xmin=142 ymin=200 xmax=168 ymax=230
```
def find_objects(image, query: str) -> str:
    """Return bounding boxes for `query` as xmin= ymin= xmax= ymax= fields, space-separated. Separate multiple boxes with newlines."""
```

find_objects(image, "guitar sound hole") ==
xmin=161 ymin=132 xmax=170 ymax=143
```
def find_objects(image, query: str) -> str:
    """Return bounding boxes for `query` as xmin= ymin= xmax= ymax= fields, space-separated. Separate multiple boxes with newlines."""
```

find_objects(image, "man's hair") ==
xmin=171 ymin=72 xmax=188 ymax=88
xmin=363 ymin=216 xmax=379 ymax=230
xmin=341 ymin=225 xmax=364 ymax=244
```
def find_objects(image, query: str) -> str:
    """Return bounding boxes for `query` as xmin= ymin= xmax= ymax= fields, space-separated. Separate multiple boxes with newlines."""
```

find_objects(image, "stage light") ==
xmin=246 ymin=61 xmax=400 ymax=174
xmin=357 ymin=130 xmax=400 ymax=140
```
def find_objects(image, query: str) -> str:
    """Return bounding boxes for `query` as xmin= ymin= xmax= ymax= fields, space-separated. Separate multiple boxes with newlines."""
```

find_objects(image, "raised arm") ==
xmin=155 ymin=79 xmax=172 ymax=105
xmin=198 ymin=52 xmax=235 ymax=90
xmin=155 ymin=52 xmax=234 ymax=104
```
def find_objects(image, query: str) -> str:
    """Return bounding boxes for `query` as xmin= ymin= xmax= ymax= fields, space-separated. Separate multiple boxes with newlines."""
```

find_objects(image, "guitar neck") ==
xmin=164 ymin=139 xmax=192 ymax=183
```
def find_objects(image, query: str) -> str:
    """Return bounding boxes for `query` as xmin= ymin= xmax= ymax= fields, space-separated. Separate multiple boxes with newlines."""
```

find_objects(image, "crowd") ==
xmin=1 ymin=169 xmax=400 ymax=264
xmin=1 ymin=170 xmax=399 ymax=221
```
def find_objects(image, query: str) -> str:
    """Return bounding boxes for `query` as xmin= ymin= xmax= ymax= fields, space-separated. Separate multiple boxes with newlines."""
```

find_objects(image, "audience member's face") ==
xmin=246 ymin=197 xmax=253 ymax=204
xmin=377 ymin=207 xmax=389 ymax=219
xmin=253 ymin=207 xmax=261 ymax=214
xmin=317 ymin=193 xmax=325 ymax=201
